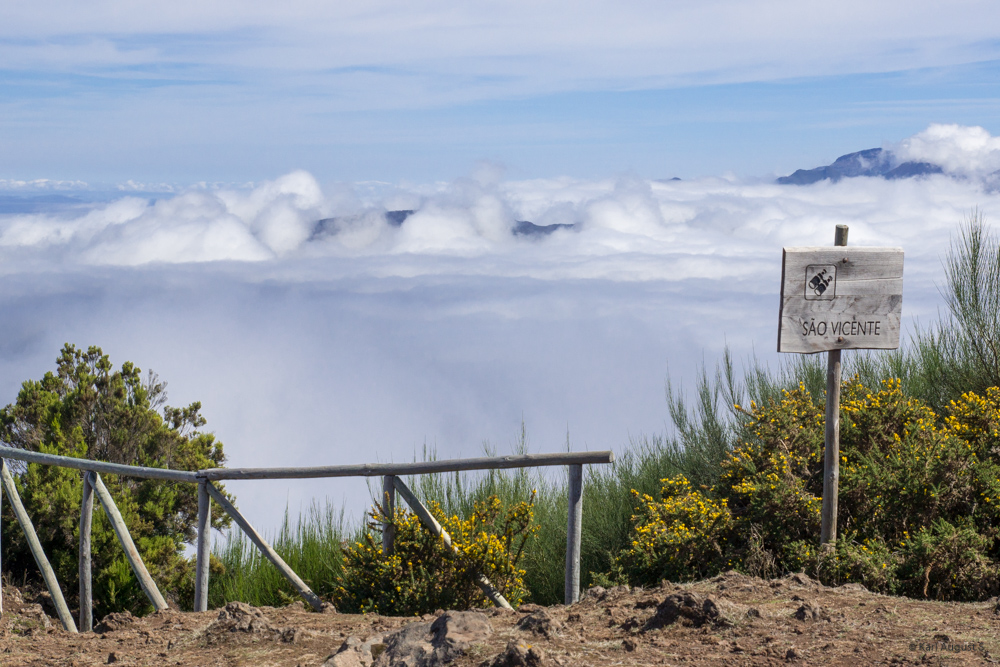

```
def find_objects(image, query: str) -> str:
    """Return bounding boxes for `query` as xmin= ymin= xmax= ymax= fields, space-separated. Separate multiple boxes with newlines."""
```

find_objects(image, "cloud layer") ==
xmin=3 ymin=125 xmax=1000 ymax=282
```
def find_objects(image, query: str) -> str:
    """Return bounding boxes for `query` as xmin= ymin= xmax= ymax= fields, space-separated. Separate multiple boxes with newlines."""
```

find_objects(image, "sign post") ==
xmin=777 ymin=225 xmax=903 ymax=548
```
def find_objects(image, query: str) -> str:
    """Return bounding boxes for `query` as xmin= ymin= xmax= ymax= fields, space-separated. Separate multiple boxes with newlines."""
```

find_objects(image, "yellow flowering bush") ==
xmin=617 ymin=476 xmax=731 ymax=585
xmin=719 ymin=384 xmax=825 ymax=557
xmin=611 ymin=379 xmax=1000 ymax=600
xmin=332 ymin=495 xmax=536 ymax=615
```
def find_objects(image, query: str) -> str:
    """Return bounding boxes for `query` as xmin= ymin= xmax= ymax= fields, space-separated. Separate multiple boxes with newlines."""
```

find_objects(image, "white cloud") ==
xmin=0 ymin=171 xmax=335 ymax=265
xmin=81 ymin=193 xmax=272 ymax=265
xmin=3 ymin=1 xmax=1000 ymax=104
xmin=217 ymin=170 xmax=327 ymax=256
xmin=891 ymin=124 xmax=1000 ymax=178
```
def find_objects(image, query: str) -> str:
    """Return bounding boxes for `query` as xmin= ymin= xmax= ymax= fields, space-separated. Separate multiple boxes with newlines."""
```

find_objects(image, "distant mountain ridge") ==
xmin=310 ymin=210 xmax=574 ymax=242
xmin=777 ymin=147 xmax=943 ymax=185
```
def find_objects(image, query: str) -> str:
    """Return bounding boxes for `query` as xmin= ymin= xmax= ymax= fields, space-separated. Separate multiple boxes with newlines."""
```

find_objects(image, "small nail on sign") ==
xmin=778 ymin=247 xmax=904 ymax=354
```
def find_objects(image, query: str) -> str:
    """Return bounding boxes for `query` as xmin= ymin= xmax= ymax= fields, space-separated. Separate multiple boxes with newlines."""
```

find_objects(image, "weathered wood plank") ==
xmin=0 ymin=460 xmax=78 ymax=632
xmin=198 ymin=451 xmax=614 ymax=481
xmin=204 ymin=482 xmax=324 ymax=611
xmin=0 ymin=447 xmax=197 ymax=483
xmin=392 ymin=477 xmax=513 ymax=610
xmin=564 ymin=464 xmax=583 ymax=605
xmin=777 ymin=298 xmax=902 ymax=353
xmin=79 ymin=472 xmax=94 ymax=632
xmin=780 ymin=247 xmax=904 ymax=289
xmin=194 ymin=480 xmax=211 ymax=612
xmin=90 ymin=473 xmax=169 ymax=612
xmin=831 ymin=278 xmax=904 ymax=296
xmin=778 ymin=247 xmax=904 ymax=354
xmin=0 ymin=446 xmax=613 ymax=483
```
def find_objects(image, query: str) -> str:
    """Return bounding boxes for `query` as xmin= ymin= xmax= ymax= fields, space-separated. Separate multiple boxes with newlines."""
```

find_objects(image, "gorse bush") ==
xmin=611 ymin=379 xmax=1000 ymax=600
xmin=618 ymin=476 xmax=731 ymax=585
xmin=333 ymin=495 xmax=536 ymax=615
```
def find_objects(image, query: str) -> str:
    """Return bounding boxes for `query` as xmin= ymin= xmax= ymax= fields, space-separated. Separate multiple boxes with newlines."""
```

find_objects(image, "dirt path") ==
xmin=1 ymin=572 xmax=998 ymax=666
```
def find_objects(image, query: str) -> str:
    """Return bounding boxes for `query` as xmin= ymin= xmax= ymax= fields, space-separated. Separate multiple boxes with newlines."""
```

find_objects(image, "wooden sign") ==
xmin=778 ymin=246 xmax=904 ymax=353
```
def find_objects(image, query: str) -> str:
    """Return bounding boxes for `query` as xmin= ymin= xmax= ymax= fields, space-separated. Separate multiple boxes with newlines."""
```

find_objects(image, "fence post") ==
xmin=0 ymin=460 xmax=78 ymax=632
xmin=204 ymin=481 xmax=325 ymax=611
xmin=79 ymin=472 xmax=94 ymax=631
xmin=382 ymin=475 xmax=396 ymax=556
xmin=565 ymin=463 xmax=583 ymax=605
xmin=194 ymin=479 xmax=211 ymax=612
xmin=89 ymin=472 xmax=169 ymax=611
xmin=821 ymin=224 xmax=849 ymax=548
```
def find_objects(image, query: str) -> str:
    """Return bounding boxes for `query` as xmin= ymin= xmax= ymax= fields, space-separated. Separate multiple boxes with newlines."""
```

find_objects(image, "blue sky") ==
xmin=3 ymin=0 xmax=1000 ymax=184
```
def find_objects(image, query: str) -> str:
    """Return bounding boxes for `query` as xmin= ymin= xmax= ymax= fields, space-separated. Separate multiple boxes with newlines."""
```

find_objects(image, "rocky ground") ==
xmin=1 ymin=572 xmax=999 ymax=666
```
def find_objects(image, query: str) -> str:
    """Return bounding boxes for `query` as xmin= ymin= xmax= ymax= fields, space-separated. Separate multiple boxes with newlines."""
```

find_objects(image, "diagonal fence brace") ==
xmin=391 ymin=476 xmax=513 ymax=610
xmin=0 ymin=459 xmax=78 ymax=632
xmin=204 ymin=481 xmax=325 ymax=611
xmin=89 ymin=472 xmax=169 ymax=612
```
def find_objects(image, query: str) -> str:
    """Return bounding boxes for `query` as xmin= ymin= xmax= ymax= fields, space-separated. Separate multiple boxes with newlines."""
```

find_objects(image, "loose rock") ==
xmin=515 ymin=610 xmax=561 ymax=638
xmin=94 ymin=611 xmax=133 ymax=634
xmin=209 ymin=602 xmax=274 ymax=634
xmin=793 ymin=602 xmax=828 ymax=622
xmin=374 ymin=611 xmax=492 ymax=667
xmin=324 ymin=634 xmax=386 ymax=667
xmin=204 ymin=601 xmax=277 ymax=645
xmin=278 ymin=627 xmax=301 ymax=643
xmin=644 ymin=592 xmax=726 ymax=630
xmin=483 ymin=640 xmax=544 ymax=667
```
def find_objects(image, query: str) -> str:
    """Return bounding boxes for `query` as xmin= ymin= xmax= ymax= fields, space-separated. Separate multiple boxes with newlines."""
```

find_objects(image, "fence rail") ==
xmin=0 ymin=445 xmax=614 ymax=631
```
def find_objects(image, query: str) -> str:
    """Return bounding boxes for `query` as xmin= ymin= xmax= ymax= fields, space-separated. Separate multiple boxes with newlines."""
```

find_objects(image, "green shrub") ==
xmin=896 ymin=518 xmax=1000 ymax=601
xmin=333 ymin=495 xmax=536 ymax=615
xmin=0 ymin=344 xmax=230 ymax=616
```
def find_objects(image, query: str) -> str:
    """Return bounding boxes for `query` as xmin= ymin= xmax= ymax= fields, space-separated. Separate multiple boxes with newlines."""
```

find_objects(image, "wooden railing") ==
xmin=0 ymin=446 xmax=614 ymax=632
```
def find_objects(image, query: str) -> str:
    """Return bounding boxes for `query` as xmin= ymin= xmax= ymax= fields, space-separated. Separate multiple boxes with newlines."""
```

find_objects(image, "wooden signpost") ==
xmin=777 ymin=225 xmax=903 ymax=547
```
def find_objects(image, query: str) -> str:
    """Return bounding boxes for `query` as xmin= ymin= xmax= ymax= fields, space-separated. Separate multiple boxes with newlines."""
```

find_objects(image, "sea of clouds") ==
xmin=2 ymin=123 xmax=1000 ymax=532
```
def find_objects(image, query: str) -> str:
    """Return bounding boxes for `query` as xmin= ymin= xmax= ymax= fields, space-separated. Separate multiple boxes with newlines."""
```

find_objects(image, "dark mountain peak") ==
xmin=310 ymin=210 xmax=576 ymax=242
xmin=777 ymin=147 xmax=950 ymax=185
xmin=310 ymin=209 xmax=416 ymax=241
xmin=883 ymin=162 xmax=943 ymax=179
xmin=513 ymin=220 xmax=574 ymax=237
xmin=777 ymin=148 xmax=890 ymax=185
xmin=385 ymin=210 xmax=414 ymax=227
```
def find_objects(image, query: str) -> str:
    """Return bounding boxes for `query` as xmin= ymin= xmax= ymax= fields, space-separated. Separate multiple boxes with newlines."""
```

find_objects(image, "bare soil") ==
xmin=2 ymin=572 xmax=999 ymax=666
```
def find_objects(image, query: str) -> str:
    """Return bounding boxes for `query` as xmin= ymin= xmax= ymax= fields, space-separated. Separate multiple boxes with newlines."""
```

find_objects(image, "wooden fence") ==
xmin=0 ymin=447 xmax=614 ymax=632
